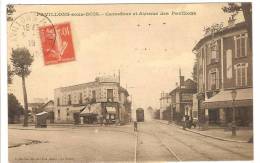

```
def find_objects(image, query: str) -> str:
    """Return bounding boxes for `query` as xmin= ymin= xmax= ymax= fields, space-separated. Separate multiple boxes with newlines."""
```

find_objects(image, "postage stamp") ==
xmin=39 ymin=22 xmax=75 ymax=65
xmin=9 ymin=11 xmax=56 ymax=57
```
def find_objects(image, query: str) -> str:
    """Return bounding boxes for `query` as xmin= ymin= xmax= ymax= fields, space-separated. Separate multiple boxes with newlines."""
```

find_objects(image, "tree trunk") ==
xmin=22 ymin=75 xmax=29 ymax=127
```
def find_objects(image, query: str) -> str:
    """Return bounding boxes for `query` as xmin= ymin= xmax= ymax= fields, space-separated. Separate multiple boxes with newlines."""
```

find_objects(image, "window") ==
xmin=57 ymin=98 xmax=60 ymax=106
xmin=68 ymin=94 xmax=71 ymax=105
xmin=107 ymin=89 xmax=113 ymax=102
xmin=235 ymin=33 xmax=248 ymax=58
xmin=207 ymin=40 xmax=219 ymax=65
xmin=79 ymin=93 xmax=83 ymax=104
xmin=58 ymin=109 xmax=60 ymax=119
xmin=235 ymin=63 xmax=248 ymax=87
xmin=92 ymin=90 xmax=96 ymax=101
xmin=208 ymin=68 xmax=219 ymax=90
xmin=67 ymin=108 xmax=69 ymax=116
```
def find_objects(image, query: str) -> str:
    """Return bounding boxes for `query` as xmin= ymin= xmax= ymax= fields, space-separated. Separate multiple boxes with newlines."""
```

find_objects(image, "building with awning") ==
xmin=202 ymin=88 xmax=253 ymax=126
xmin=192 ymin=20 xmax=253 ymax=127
xmin=203 ymin=88 xmax=253 ymax=109
xmin=53 ymin=75 xmax=131 ymax=124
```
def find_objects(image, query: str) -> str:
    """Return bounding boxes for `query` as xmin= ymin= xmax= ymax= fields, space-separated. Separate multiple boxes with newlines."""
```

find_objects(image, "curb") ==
xmin=156 ymin=120 xmax=249 ymax=143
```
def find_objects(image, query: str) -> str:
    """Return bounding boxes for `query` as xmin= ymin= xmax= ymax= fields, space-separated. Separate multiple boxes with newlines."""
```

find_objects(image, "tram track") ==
xmin=135 ymin=129 xmax=181 ymax=162
xmin=157 ymin=121 xmax=252 ymax=159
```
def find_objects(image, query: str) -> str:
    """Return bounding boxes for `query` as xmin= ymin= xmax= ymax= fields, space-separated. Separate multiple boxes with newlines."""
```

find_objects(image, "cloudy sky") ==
xmin=8 ymin=3 xmax=244 ymax=109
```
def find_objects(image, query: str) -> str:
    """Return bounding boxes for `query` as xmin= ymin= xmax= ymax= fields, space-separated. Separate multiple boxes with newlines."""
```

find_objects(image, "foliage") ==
xmin=222 ymin=3 xmax=252 ymax=48
xmin=192 ymin=60 xmax=198 ymax=82
xmin=10 ymin=47 xmax=34 ymax=127
xmin=7 ymin=5 xmax=16 ymax=21
xmin=203 ymin=23 xmax=224 ymax=36
xmin=222 ymin=3 xmax=242 ymax=14
xmin=8 ymin=93 xmax=24 ymax=123
xmin=8 ymin=64 xmax=14 ymax=84
xmin=10 ymin=48 xmax=34 ymax=77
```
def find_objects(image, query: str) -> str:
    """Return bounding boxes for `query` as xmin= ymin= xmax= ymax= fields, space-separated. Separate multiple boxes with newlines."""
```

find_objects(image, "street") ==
xmin=9 ymin=121 xmax=253 ymax=162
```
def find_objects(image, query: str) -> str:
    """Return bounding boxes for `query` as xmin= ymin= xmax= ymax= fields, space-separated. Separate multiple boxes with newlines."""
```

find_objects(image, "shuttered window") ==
xmin=235 ymin=33 xmax=248 ymax=58
xmin=235 ymin=63 xmax=248 ymax=87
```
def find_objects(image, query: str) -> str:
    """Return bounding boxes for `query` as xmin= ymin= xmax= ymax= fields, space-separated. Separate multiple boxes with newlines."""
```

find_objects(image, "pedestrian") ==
xmin=182 ymin=116 xmax=186 ymax=130
xmin=134 ymin=121 xmax=138 ymax=132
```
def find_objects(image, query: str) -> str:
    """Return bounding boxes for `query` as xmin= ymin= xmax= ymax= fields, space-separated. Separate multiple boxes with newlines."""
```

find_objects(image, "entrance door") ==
xmin=208 ymin=109 xmax=219 ymax=124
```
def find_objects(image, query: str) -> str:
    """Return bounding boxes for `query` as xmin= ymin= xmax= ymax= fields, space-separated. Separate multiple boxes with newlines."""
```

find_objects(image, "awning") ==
xmin=80 ymin=103 xmax=101 ymax=116
xmin=106 ymin=107 xmax=116 ymax=114
xmin=203 ymin=88 xmax=253 ymax=109
xmin=36 ymin=111 xmax=48 ymax=116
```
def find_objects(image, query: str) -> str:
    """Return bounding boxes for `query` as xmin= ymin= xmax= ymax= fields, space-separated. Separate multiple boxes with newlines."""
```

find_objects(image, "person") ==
xmin=134 ymin=121 xmax=138 ymax=132
xmin=182 ymin=116 xmax=186 ymax=130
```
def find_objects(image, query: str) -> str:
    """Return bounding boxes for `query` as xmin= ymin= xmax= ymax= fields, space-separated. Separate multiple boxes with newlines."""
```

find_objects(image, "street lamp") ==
xmin=231 ymin=89 xmax=237 ymax=136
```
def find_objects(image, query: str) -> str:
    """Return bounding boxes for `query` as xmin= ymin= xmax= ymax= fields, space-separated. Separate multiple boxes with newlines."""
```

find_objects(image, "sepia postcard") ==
xmin=7 ymin=3 xmax=253 ymax=162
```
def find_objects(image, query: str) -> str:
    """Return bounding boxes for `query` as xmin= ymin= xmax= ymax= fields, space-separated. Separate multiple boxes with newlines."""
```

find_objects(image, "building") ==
xmin=159 ymin=92 xmax=171 ymax=120
xmin=169 ymin=77 xmax=197 ymax=123
xmin=54 ymin=75 xmax=131 ymax=124
xmin=192 ymin=20 xmax=253 ymax=127
xmin=28 ymin=98 xmax=49 ymax=123
xmin=40 ymin=100 xmax=55 ymax=123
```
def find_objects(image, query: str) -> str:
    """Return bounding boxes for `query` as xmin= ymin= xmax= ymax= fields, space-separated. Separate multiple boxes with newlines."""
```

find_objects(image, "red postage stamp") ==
xmin=39 ymin=22 xmax=75 ymax=65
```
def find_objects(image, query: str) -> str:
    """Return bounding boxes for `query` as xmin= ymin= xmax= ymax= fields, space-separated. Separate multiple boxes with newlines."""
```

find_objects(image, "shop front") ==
xmin=203 ymin=88 xmax=253 ymax=127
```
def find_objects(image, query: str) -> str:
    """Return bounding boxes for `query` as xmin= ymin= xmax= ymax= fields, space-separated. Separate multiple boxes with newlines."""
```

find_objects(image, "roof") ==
xmin=40 ymin=100 xmax=54 ymax=109
xmin=203 ymin=88 xmax=253 ymax=109
xmin=193 ymin=22 xmax=247 ymax=51
xmin=55 ymin=81 xmax=97 ymax=92
xmin=169 ymin=79 xmax=197 ymax=95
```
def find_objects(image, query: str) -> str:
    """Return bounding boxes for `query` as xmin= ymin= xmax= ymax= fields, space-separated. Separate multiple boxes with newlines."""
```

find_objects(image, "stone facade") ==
xmin=53 ymin=75 xmax=131 ymax=124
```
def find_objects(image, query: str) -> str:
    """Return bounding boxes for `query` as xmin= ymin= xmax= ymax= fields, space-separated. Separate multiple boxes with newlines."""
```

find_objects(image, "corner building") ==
xmin=54 ymin=75 xmax=131 ymax=124
xmin=193 ymin=22 xmax=253 ymax=127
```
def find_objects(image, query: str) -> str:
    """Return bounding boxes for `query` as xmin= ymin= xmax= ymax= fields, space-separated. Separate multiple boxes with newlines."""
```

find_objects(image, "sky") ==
xmin=7 ymin=3 xmax=244 ymax=110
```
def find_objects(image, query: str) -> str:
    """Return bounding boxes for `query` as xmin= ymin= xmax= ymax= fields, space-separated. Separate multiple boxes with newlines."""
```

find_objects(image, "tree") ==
xmin=7 ymin=5 xmax=16 ymax=21
xmin=222 ymin=3 xmax=252 ymax=49
xmin=10 ymin=48 xmax=34 ymax=127
xmin=192 ymin=60 xmax=198 ymax=82
xmin=8 ymin=93 xmax=24 ymax=123
xmin=8 ymin=64 xmax=14 ymax=84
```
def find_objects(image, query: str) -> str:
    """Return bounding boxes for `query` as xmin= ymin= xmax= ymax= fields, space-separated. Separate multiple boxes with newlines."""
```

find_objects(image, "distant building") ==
xmin=40 ymin=100 xmax=55 ymax=123
xmin=159 ymin=92 xmax=171 ymax=120
xmin=54 ymin=75 xmax=131 ymax=124
xmin=192 ymin=21 xmax=252 ymax=126
xmin=169 ymin=78 xmax=197 ymax=123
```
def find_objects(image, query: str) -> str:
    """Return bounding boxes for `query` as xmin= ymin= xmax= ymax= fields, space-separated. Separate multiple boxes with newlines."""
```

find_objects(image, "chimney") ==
xmin=180 ymin=76 xmax=185 ymax=87
xmin=228 ymin=15 xmax=236 ymax=27
xmin=179 ymin=68 xmax=184 ymax=87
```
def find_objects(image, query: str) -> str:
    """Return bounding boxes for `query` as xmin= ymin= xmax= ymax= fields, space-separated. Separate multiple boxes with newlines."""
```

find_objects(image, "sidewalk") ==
xmin=156 ymin=120 xmax=253 ymax=143
xmin=8 ymin=123 xmax=132 ymax=130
